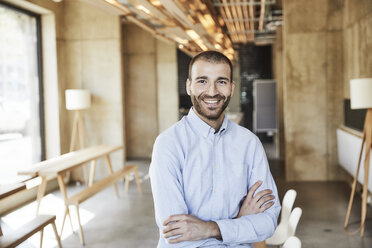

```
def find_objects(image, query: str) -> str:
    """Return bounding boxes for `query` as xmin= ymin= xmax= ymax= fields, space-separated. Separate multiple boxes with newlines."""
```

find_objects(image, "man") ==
xmin=150 ymin=51 xmax=280 ymax=247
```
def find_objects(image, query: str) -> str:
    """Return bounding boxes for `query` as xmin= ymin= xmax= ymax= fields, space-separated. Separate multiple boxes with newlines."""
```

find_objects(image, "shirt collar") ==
xmin=187 ymin=107 xmax=229 ymax=138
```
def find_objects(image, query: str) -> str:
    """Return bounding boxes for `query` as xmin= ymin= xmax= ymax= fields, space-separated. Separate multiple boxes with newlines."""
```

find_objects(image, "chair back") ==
xmin=281 ymin=189 xmax=297 ymax=225
xmin=283 ymin=236 xmax=301 ymax=248
xmin=288 ymin=207 xmax=302 ymax=236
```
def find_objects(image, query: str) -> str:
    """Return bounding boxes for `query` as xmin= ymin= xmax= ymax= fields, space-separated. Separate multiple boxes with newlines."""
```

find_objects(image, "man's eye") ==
xmin=217 ymin=81 xmax=227 ymax=85
xmin=197 ymin=80 xmax=207 ymax=84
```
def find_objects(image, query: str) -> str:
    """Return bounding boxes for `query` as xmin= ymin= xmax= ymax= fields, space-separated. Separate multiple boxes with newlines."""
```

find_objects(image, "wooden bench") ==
xmin=60 ymin=164 xmax=142 ymax=245
xmin=0 ymin=215 xmax=62 ymax=248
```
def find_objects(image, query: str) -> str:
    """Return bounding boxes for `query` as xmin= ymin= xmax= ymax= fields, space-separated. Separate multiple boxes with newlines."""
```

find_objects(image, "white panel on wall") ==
xmin=253 ymin=79 xmax=277 ymax=133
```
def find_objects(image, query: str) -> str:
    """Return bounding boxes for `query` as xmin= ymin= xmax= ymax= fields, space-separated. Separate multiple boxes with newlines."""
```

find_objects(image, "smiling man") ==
xmin=149 ymin=51 xmax=280 ymax=247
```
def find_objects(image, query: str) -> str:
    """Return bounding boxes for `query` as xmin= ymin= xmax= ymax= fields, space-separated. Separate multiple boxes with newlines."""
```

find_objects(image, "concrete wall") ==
xmin=123 ymin=23 xmax=179 ymax=158
xmin=283 ymin=0 xmax=346 ymax=180
xmin=62 ymin=0 xmax=124 ymax=179
xmin=342 ymin=0 xmax=372 ymax=98
xmin=156 ymin=41 xmax=179 ymax=133
xmin=123 ymin=23 xmax=158 ymax=159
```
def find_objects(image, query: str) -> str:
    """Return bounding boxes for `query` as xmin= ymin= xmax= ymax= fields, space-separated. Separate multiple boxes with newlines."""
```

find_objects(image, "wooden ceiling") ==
xmin=103 ymin=0 xmax=282 ymax=59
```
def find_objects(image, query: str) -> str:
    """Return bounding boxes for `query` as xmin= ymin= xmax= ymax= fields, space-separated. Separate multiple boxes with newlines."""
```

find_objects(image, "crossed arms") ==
xmin=149 ymin=135 xmax=281 ymax=247
xmin=162 ymin=181 xmax=275 ymax=244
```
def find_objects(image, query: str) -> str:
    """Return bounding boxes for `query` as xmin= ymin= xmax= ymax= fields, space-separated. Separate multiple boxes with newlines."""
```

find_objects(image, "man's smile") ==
xmin=203 ymin=99 xmax=221 ymax=107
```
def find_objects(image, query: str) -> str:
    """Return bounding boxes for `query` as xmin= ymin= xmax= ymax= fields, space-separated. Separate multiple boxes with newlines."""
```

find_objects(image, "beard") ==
xmin=191 ymin=93 xmax=231 ymax=120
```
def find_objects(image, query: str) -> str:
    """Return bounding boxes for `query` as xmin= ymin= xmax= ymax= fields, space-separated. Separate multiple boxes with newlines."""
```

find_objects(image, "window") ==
xmin=0 ymin=3 xmax=44 ymax=184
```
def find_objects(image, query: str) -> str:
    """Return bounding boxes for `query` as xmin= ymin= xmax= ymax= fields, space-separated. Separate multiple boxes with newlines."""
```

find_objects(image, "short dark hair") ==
xmin=188 ymin=50 xmax=233 ymax=82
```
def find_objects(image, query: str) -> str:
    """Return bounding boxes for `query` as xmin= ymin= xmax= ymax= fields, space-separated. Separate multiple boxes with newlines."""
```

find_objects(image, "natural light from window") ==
xmin=0 ymin=4 xmax=43 ymax=184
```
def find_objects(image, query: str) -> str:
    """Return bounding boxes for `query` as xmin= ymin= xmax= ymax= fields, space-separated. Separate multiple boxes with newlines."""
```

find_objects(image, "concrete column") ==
xmin=123 ymin=23 xmax=179 ymax=158
xmin=156 ymin=40 xmax=179 ymax=133
xmin=283 ymin=0 xmax=345 ymax=180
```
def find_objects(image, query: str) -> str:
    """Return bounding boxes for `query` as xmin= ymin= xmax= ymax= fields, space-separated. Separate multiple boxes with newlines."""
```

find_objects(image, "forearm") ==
xmin=215 ymin=206 xmax=280 ymax=244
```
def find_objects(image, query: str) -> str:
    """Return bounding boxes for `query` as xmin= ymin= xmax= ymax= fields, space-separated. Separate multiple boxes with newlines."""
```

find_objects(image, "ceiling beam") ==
xmin=212 ymin=0 xmax=276 ymax=7
xmin=258 ymin=0 xmax=266 ymax=30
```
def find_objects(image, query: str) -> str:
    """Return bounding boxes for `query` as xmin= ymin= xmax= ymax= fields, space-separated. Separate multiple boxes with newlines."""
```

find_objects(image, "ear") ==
xmin=231 ymin=80 xmax=235 ymax=97
xmin=186 ymin=78 xmax=191 ymax=96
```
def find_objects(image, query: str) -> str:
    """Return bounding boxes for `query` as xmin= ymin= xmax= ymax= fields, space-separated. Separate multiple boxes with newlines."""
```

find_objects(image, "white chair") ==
xmin=283 ymin=236 xmax=301 ymax=248
xmin=266 ymin=207 xmax=302 ymax=247
xmin=266 ymin=189 xmax=297 ymax=246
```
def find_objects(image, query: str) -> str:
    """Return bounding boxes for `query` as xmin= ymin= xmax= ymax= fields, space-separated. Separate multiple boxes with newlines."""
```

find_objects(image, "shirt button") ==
xmin=214 ymin=189 xmax=218 ymax=193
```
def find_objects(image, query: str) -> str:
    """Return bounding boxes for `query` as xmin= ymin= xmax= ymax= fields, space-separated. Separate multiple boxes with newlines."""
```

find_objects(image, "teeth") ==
xmin=205 ymin=100 xmax=218 ymax=104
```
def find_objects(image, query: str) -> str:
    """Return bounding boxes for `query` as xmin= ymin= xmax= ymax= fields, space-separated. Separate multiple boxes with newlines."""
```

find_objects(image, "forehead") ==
xmin=191 ymin=60 xmax=230 ymax=79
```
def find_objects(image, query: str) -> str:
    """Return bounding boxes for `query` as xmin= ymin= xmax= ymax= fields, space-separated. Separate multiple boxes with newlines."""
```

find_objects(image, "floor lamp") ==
xmin=344 ymin=78 xmax=372 ymax=237
xmin=65 ymin=89 xmax=91 ymax=182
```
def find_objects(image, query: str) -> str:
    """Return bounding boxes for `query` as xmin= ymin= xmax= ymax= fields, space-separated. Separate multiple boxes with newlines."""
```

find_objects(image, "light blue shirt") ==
xmin=149 ymin=108 xmax=280 ymax=247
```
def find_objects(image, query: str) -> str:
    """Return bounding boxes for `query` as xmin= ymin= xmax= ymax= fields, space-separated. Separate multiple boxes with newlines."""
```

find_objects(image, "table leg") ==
xmin=124 ymin=175 xmax=130 ymax=193
xmin=88 ymin=160 xmax=97 ymax=187
xmin=57 ymin=174 xmax=74 ymax=234
xmin=134 ymin=168 xmax=143 ymax=193
xmin=75 ymin=204 xmax=85 ymax=245
xmin=36 ymin=176 xmax=47 ymax=215
xmin=51 ymin=221 xmax=63 ymax=248
xmin=105 ymin=155 xmax=119 ymax=198
xmin=40 ymin=228 xmax=44 ymax=248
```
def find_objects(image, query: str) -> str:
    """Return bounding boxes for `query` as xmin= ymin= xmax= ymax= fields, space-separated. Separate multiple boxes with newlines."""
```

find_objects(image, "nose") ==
xmin=206 ymin=82 xmax=217 ymax=96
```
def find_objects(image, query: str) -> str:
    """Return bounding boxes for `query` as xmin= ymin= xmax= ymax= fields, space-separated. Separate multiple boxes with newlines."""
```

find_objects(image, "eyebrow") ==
xmin=217 ymin=77 xmax=230 ymax=82
xmin=195 ymin=76 xmax=208 ymax=80
xmin=195 ymin=76 xmax=230 ymax=82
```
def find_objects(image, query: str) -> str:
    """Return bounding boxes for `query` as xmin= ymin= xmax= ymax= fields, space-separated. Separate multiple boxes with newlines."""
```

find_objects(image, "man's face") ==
xmin=186 ymin=60 xmax=234 ymax=120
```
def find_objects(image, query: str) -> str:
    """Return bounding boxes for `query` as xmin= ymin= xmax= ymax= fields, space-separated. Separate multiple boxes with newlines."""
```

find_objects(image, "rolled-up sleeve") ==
xmin=215 ymin=137 xmax=281 ymax=245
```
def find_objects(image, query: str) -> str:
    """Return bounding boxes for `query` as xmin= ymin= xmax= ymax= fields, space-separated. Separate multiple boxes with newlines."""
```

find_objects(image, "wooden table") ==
xmin=0 ymin=183 xmax=26 ymax=200
xmin=18 ymin=145 xmax=122 ymax=215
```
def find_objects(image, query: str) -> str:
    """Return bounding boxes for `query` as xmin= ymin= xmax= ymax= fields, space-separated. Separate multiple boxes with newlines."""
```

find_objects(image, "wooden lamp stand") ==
xmin=344 ymin=109 xmax=372 ymax=236
xmin=70 ymin=110 xmax=87 ymax=152
xmin=65 ymin=89 xmax=91 ymax=184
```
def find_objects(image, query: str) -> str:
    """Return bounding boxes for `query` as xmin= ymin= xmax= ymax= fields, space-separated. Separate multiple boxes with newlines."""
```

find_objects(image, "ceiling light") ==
xmin=186 ymin=30 xmax=200 ymax=40
xmin=215 ymin=33 xmax=224 ymax=43
xmin=203 ymin=14 xmax=215 ymax=26
xmin=178 ymin=44 xmax=184 ymax=49
xmin=105 ymin=0 xmax=117 ymax=4
xmin=174 ymin=37 xmax=189 ymax=45
xmin=150 ymin=0 xmax=161 ymax=6
xmin=137 ymin=5 xmax=151 ymax=15
xmin=214 ymin=44 xmax=222 ymax=50
xmin=195 ymin=40 xmax=208 ymax=51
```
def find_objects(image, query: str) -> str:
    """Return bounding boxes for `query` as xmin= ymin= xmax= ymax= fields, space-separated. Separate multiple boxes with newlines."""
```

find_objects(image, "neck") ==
xmin=194 ymin=110 xmax=225 ymax=132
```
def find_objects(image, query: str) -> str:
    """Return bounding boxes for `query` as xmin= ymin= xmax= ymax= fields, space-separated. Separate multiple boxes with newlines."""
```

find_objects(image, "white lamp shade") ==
xmin=350 ymin=78 xmax=372 ymax=109
xmin=65 ymin=89 xmax=91 ymax=110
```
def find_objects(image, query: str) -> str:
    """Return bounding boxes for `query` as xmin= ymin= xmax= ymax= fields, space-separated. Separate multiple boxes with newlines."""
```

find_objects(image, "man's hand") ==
xmin=237 ymin=181 xmax=275 ymax=218
xmin=162 ymin=214 xmax=221 ymax=244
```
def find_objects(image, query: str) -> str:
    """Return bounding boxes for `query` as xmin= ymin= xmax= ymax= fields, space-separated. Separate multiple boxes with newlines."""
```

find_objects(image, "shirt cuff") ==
xmin=215 ymin=219 xmax=237 ymax=244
